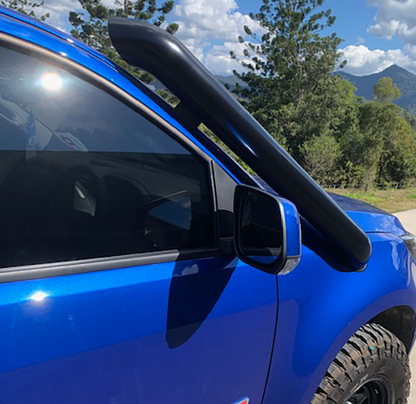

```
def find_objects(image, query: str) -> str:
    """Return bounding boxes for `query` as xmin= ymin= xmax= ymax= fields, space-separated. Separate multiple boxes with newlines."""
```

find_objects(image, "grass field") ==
xmin=328 ymin=188 xmax=416 ymax=213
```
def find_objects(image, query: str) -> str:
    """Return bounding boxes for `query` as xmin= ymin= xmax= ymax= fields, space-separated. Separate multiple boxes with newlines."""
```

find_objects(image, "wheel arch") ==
xmin=370 ymin=305 xmax=416 ymax=353
xmin=262 ymin=234 xmax=416 ymax=404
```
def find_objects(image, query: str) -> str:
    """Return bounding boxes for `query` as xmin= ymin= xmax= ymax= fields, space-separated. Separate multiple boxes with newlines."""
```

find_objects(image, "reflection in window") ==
xmin=0 ymin=46 xmax=214 ymax=268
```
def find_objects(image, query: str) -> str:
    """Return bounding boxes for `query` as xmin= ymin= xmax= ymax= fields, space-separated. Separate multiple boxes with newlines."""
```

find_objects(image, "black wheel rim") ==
xmin=346 ymin=379 xmax=389 ymax=404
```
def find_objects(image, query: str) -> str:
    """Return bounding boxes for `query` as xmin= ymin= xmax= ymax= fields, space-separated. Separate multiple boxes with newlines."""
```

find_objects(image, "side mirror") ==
xmin=234 ymin=185 xmax=301 ymax=275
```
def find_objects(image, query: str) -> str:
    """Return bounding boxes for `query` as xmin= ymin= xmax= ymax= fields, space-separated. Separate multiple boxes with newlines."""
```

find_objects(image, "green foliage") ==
xmin=377 ymin=109 xmax=416 ymax=188
xmin=156 ymin=89 xmax=179 ymax=106
xmin=231 ymin=0 xmax=346 ymax=160
xmin=322 ymin=83 xmax=416 ymax=189
xmin=69 ymin=0 xmax=178 ymax=83
xmin=7 ymin=0 xmax=416 ymax=190
xmin=228 ymin=0 xmax=416 ymax=190
xmin=1 ymin=0 xmax=50 ymax=21
xmin=200 ymin=125 xmax=256 ymax=175
xmin=350 ymin=86 xmax=416 ymax=189
xmin=300 ymin=132 xmax=341 ymax=186
xmin=373 ymin=77 xmax=401 ymax=103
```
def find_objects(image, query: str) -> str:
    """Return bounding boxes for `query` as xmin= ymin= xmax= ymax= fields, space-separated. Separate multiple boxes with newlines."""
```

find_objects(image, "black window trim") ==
xmin=0 ymin=248 xmax=220 ymax=284
xmin=0 ymin=32 xmax=223 ymax=283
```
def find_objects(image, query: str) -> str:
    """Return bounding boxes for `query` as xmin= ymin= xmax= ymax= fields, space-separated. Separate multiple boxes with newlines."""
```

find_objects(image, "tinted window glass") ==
xmin=0 ymin=46 xmax=214 ymax=268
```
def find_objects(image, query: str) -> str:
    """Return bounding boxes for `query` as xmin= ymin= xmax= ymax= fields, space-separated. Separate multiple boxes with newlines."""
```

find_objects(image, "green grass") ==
xmin=328 ymin=188 xmax=416 ymax=213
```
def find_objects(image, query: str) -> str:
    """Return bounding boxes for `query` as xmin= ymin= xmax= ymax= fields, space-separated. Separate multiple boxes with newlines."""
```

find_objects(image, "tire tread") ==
xmin=310 ymin=323 xmax=410 ymax=404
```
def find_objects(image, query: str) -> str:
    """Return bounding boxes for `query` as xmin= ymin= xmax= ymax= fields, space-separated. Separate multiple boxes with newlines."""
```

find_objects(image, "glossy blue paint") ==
xmin=331 ymin=193 xmax=407 ymax=236
xmin=0 ymin=9 xmax=415 ymax=404
xmin=259 ymin=177 xmax=407 ymax=237
xmin=281 ymin=199 xmax=302 ymax=258
xmin=0 ymin=12 xmax=276 ymax=403
xmin=347 ymin=211 xmax=406 ymax=236
xmin=264 ymin=233 xmax=416 ymax=404
xmin=0 ymin=5 xmax=114 ymax=66
xmin=329 ymin=192 xmax=387 ymax=214
xmin=0 ymin=257 xmax=277 ymax=404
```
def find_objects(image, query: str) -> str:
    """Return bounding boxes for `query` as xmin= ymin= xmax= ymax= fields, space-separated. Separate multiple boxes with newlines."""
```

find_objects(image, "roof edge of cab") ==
xmin=107 ymin=17 xmax=371 ymax=272
xmin=0 ymin=5 xmax=114 ymax=67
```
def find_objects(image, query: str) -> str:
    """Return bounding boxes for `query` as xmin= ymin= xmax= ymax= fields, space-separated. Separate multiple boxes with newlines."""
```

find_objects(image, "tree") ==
xmin=229 ymin=1 xmax=416 ymax=189
xmin=350 ymin=92 xmax=416 ymax=189
xmin=373 ymin=77 xmax=401 ymax=104
xmin=1 ymin=0 xmax=49 ymax=21
xmin=378 ymin=121 xmax=416 ymax=188
xmin=69 ymin=0 xmax=179 ymax=83
xmin=231 ymin=0 xmax=346 ymax=160
xmin=300 ymin=132 xmax=341 ymax=186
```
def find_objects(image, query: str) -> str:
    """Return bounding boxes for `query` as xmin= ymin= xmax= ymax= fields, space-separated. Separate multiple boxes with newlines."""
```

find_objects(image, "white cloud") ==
xmin=341 ymin=44 xmax=416 ymax=75
xmin=173 ymin=0 xmax=263 ymax=74
xmin=341 ymin=0 xmax=416 ymax=75
xmin=367 ymin=0 xmax=416 ymax=44
xmin=15 ymin=0 xmax=259 ymax=74
xmin=20 ymin=0 xmax=259 ymax=75
xmin=26 ymin=0 xmax=416 ymax=76
xmin=39 ymin=0 xmax=80 ymax=32
xmin=174 ymin=0 xmax=259 ymax=42
xmin=40 ymin=0 xmax=119 ymax=32
xmin=205 ymin=42 xmax=249 ymax=74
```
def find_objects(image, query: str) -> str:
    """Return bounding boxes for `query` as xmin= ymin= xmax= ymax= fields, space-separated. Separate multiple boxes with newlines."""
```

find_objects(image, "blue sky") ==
xmin=39 ymin=0 xmax=416 ymax=76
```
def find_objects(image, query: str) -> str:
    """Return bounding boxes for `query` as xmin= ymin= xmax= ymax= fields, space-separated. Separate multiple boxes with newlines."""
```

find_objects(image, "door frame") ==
xmin=0 ymin=32 xmax=234 ymax=283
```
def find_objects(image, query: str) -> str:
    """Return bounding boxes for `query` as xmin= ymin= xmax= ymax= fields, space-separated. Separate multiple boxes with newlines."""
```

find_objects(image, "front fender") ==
xmin=263 ymin=232 xmax=416 ymax=404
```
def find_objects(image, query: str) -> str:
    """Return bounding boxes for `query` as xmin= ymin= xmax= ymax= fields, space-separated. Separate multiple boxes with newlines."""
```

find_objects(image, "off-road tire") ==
xmin=311 ymin=323 xmax=410 ymax=403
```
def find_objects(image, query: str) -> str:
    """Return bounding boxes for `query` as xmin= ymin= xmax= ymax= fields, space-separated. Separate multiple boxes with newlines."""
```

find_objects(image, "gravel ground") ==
xmin=394 ymin=210 xmax=416 ymax=403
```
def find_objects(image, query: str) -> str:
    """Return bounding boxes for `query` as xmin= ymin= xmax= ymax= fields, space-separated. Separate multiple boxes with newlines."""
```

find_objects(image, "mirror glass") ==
xmin=239 ymin=190 xmax=284 ymax=265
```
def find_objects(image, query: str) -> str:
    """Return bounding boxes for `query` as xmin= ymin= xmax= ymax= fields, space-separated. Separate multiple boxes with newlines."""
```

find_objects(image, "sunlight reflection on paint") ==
xmin=30 ymin=291 xmax=49 ymax=302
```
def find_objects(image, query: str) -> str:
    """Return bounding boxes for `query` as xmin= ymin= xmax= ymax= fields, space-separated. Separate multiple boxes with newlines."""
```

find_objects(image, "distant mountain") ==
xmin=336 ymin=65 xmax=416 ymax=110
xmin=215 ymin=65 xmax=416 ymax=111
xmin=149 ymin=64 xmax=416 ymax=111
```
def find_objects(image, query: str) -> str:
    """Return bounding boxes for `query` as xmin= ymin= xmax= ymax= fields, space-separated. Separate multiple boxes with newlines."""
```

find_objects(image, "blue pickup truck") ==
xmin=0 ymin=7 xmax=415 ymax=404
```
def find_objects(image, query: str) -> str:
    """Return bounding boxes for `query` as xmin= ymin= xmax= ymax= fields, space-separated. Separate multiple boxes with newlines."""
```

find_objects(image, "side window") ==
xmin=0 ymin=45 xmax=215 ymax=268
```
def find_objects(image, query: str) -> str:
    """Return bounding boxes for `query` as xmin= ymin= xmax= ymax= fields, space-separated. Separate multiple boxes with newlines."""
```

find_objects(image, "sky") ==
xmin=32 ymin=0 xmax=416 ymax=77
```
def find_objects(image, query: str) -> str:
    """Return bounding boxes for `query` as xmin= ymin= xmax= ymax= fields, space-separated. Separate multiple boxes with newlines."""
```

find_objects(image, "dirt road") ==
xmin=394 ymin=210 xmax=416 ymax=403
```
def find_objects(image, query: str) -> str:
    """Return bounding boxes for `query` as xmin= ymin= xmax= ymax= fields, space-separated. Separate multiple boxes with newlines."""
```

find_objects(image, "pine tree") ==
xmin=69 ymin=0 xmax=179 ymax=83
xmin=231 ymin=0 xmax=346 ymax=159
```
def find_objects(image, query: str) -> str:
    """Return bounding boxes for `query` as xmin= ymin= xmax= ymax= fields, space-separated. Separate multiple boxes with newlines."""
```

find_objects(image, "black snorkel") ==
xmin=108 ymin=17 xmax=371 ymax=272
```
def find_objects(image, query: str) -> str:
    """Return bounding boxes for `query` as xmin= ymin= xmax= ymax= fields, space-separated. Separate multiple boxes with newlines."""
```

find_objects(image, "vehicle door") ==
xmin=0 ymin=38 xmax=278 ymax=404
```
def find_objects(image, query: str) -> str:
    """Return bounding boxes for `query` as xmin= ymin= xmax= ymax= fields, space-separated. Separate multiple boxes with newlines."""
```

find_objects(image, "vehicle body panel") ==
xmin=263 ymin=233 xmax=416 ymax=404
xmin=330 ymin=193 xmax=407 ymax=236
xmin=0 ymin=8 xmax=415 ymax=404
xmin=0 ymin=257 xmax=277 ymax=404
xmin=0 ymin=11 xmax=278 ymax=404
xmin=258 ymin=179 xmax=407 ymax=237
